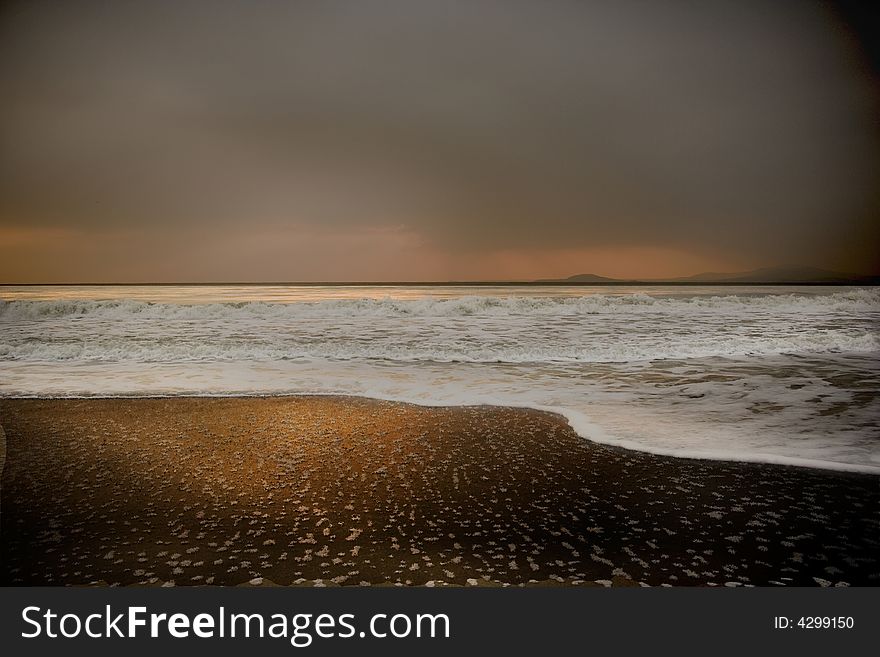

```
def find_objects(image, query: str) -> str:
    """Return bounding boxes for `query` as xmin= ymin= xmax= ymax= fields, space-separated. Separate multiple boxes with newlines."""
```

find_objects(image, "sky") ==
xmin=1 ymin=0 xmax=879 ymax=282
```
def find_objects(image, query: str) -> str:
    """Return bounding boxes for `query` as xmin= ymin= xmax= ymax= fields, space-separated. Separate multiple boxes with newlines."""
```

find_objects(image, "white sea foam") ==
xmin=1 ymin=285 xmax=878 ymax=472
xmin=1 ymin=288 xmax=877 ymax=363
xmin=1 ymin=287 xmax=878 ymax=320
xmin=0 ymin=329 xmax=876 ymax=363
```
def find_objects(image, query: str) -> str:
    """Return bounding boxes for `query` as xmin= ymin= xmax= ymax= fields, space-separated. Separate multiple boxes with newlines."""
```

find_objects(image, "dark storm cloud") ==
xmin=1 ymin=0 xmax=878 ymax=279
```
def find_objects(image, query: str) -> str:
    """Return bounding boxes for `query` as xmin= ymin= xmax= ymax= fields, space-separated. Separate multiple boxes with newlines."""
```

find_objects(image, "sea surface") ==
xmin=1 ymin=284 xmax=878 ymax=472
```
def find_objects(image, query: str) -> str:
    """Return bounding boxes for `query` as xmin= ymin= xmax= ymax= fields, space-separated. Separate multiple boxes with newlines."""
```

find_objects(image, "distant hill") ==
xmin=536 ymin=266 xmax=878 ymax=285
xmin=669 ymin=266 xmax=878 ymax=284
xmin=535 ymin=273 xmax=619 ymax=283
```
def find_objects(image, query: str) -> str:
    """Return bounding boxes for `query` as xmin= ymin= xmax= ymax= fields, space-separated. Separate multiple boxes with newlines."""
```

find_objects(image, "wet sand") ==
xmin=1 ymin=396 xmax=878 ymax=587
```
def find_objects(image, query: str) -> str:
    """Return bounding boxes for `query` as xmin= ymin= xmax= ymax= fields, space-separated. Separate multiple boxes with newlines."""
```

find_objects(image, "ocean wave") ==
xmin=1 ymin=288 xmax=878 ymax=320
xmin=0 ymin=329 xmax=876 ymax=363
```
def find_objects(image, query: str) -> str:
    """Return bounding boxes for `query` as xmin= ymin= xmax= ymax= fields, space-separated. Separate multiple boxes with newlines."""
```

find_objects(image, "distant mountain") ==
xmin=535 ymin=273 xmax=619 ymax=283
xmin=536 ymin=266 xmax=878 ymax=285
xmin=669 ymin=266 xmax=878 ymax=284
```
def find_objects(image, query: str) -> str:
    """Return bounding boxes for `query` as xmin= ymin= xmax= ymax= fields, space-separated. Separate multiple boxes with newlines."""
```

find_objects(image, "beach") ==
xmin=2 ymin=396 xmax=877 ymax=587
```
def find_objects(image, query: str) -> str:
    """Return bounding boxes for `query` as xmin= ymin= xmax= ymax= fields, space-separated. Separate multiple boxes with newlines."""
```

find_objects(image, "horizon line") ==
xmin=1 ymin=280 xmax=877 ymax=287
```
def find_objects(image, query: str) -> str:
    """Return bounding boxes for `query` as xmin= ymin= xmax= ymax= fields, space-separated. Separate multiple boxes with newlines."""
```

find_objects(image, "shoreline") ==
xmin=2 ymin=396 xmax=878 ymax=587
xmin=1 ymin=392 xmax=878 ymax=475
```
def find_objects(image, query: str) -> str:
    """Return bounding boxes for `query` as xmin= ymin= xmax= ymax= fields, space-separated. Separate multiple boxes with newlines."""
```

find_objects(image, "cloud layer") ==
xmin=1 ymin=0 xmax=878 ymax=281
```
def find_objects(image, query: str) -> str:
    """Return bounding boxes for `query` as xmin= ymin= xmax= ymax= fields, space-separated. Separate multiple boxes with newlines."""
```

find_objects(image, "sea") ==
xmin=1 ymin=284 xmax=878 ymax=473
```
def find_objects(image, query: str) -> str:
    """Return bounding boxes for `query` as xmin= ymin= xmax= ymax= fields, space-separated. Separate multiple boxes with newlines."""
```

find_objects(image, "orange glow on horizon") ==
xmin=0 ymin=223 xmax=754 ymax=283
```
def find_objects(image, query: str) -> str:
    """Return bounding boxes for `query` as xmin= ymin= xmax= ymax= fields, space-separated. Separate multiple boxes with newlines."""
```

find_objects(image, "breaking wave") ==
xmin=0 ymin=287 xmax=878 ymax=364
xmin=0 ymin=329 xmax=877 ymax=363
xmin=1 ymin=288 xmax=878 ymax=320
